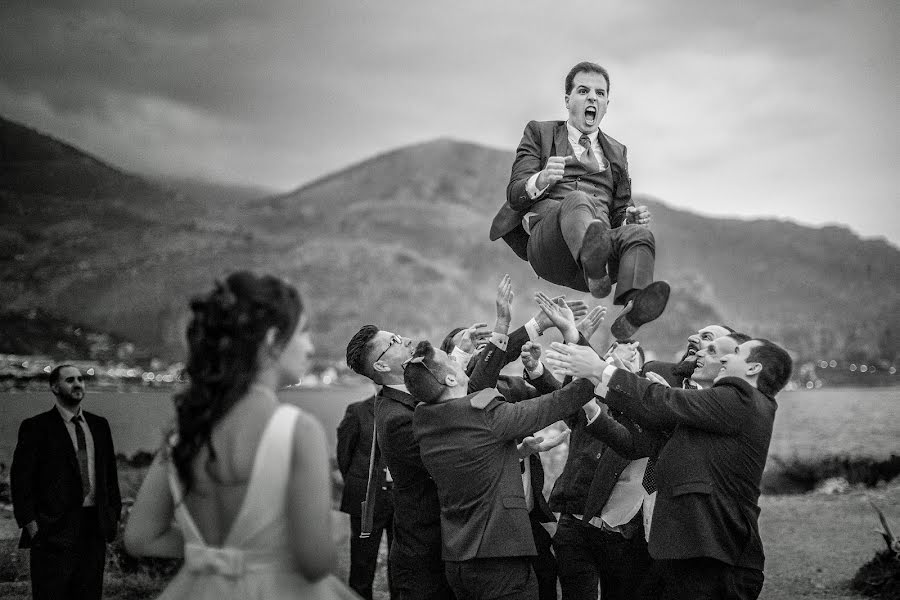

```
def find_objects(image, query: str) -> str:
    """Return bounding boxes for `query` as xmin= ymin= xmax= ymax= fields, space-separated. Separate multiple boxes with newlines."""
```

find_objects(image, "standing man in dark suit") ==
xmin=11 ymin=365 xmax=122 ymax=600
xmin=407 ymin=340 xmax=598 ymax=600
xmin=490 ymin=60 xmax=669 ymax=340
xmin=337 ymin=394 xmax=394 ymax=599
xmin=346 ymin=325 xmax=455 ymax=600
xmin=545 ymin=338 xmax=793 ymax=600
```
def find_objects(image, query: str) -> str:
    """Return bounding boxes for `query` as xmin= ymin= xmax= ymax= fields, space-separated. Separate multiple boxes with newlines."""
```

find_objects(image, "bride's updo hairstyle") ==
xmin=172 ymin=271 xmax=302 ymax=493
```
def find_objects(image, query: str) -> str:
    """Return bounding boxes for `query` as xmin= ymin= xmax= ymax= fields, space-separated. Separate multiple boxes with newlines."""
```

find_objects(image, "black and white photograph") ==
xmin=0 ymin=1 xmax=898 ymax=599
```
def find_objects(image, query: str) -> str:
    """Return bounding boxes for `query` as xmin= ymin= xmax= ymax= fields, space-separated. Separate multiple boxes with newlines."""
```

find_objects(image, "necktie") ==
xmin=578 ymin=135 xmax=600 ymax=171
xmin=642 ymin=457 xmax=657 ymax=495
xmin=72 ymin=415 xmax=91 ymax=500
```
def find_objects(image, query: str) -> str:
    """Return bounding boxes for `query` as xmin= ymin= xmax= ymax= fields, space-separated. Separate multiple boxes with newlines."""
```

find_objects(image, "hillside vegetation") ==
xmin=1 ymin=117 xmax=898 ymax=363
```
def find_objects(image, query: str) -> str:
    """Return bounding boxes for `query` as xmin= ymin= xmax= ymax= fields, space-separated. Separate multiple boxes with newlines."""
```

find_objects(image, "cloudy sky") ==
xmin=2 ymin=0 xmax=897 ymax=244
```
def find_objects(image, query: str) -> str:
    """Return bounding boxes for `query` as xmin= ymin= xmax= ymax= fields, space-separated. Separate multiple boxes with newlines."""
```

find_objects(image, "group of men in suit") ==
xmin=11 ymin=365 xmax=122 ymax=600
xmin=336 ymin=59 xmax=793 ymax=600
xmin=344 ymin=268 xmax=793 ymax=600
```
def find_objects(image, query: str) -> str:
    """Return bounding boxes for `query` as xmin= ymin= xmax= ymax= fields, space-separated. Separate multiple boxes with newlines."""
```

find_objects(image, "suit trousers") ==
xmin=552 ymin=513 xmax=653 ymax=600
xmin=529 ymin=517 xmax=558 ymax=600
xmin=391 ymin=546 xmax=455 ymax=600
xmin=526 ymin=191 xmax=655 ymax=304
xmin=641 ymin=558 xmax=764 ymax=600
xmin=349 ymin=505 xmax=394 ymax=600
xmin=29 ymin=507 xmax=106 ymax=600
xmin=445 ymin=556 xmax=538 ymax=600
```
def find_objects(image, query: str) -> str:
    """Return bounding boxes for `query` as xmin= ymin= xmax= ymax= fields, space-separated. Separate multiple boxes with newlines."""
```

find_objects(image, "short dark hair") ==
xmin=720 ymin=324 xmax=737 ymax=334
xmin=403 ymin=341 xmax=450 ymax=405
xmin=346 ymin=325 xmax=379 ymax=377
xmin=440 ymin=327 xmax=465 ymax=355
xmin=49 ymin=364 xmax=75 ymax=386
xmin=748 ymin=339 xmax=793 ymax=397
xmin=565 ymin=61 xmax=610 ymax=95
xmin=729 ymin=332 xmax=751 ymax=344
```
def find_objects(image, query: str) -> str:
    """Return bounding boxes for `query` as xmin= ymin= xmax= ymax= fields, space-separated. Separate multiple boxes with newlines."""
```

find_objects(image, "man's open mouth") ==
xmin=585 ymin=107 xmax=597 ymax=125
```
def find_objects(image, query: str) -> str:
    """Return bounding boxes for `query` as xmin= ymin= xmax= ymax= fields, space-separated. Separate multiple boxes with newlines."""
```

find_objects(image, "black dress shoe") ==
xmin=610 ymin=281 xmax=671 ymax=340
xmin=580 ymin=221 xmax=612 ymax=298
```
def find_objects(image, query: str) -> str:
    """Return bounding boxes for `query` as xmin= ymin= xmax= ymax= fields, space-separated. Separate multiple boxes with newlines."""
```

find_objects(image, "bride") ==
xmin=125 ymin=271 xmax=359 ymax=599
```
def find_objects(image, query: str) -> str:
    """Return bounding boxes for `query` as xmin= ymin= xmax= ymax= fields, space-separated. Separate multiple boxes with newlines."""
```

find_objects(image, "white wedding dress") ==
xmin=157 ymin=404 xmax=359 ymax=600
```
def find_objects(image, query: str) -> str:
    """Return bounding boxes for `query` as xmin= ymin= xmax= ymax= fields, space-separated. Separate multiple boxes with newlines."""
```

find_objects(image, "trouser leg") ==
xmin=608 ymin=224 xmax=656 ymax=305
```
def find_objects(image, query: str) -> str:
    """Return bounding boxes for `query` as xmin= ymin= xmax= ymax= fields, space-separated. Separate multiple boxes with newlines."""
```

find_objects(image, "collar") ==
xmin=379 ymin=385 xmax=418 ymax=410
xmin=566 ymin=120 xmax=599 ymax=145
xmin=54 ymin=400 xmax=83 ymax=422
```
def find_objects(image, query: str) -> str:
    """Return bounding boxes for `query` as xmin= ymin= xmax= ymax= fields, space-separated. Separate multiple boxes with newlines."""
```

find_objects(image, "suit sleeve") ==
xmin=467 ymin=325 xmax=530 ymax=393
xmin=584 ymin=409 xmax=666 ymax=459
xmin=103 ymin=419 xmax=122 ymax=529
xmin=604 ymin=370 xmax=750 ymax=434
xmin=507 ymin=121 xmax=546 ymax=211
xmin=10 ymin=418 xmax=37 ymax=528
xmin=524 ymin=367 xmax=562 ymax=395
xmin=609 ymin=145 xmax=633 ymax=228
xmin=336 ymin=405 xmax=359 ymax=477
xmin=482 ymin=379 xmax=595 ymax=442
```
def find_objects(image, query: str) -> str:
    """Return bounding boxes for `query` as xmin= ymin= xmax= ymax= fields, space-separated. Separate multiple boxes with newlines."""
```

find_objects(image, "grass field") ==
xmin=2 ymin=479 xmax=898 ymax=599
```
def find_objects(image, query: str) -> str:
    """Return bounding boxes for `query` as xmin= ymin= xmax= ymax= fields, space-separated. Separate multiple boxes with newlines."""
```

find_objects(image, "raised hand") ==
xmin=532 ymin=296 xmax=587 ymax=334
xmin=576 ymin=305 xmax=607 ymax=341
xmin=545 ymin=341 xmax=609 ymax=379
xmin=535 ymin=156 xmax=573 ymax=190
xmin=626 ymin=205 xmax=651 ymax=227
xmin=517 ymin=429 xmax=570 ymax=457
xmin=459 ymin=322 xmax=490 ymax=354
xmin=644 ymin=371 xmax=672 ymax=387
xmin=494 ymin=274 xmax=513 ymax=332
xmin=520 ymin=341 xmax=542 ymax=371
xmin=535 ymin=292 xmax=580 ymax=342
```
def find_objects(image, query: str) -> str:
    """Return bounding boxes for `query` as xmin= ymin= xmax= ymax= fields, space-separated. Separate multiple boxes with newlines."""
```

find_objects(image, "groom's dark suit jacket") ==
xmin=490 ymin=120 xmax=633 ymax=262
xmin=11 ymin=407 xmax=121 ymax=550
xmin=603 ymin=371 xmax=777 ymax=570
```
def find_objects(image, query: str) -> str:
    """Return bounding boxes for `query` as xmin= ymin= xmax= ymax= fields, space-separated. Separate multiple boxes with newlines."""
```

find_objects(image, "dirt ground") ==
xmin=2 ymin=482 xmax=898 ymax=599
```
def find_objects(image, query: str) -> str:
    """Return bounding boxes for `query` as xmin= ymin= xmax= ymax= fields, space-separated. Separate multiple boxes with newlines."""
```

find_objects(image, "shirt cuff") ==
xmin=526 ymin=172 xmax=548 ymax=199
xmin=489 ymin=332 xmax=509 ymax=352
xmin=584 ymin=403 xmax=602 ymax=425
xmin=593 ymin=365 xmax=618 ymax=398
xmin=524 ymin=318 xmax=541 ymax=341
xmin=450 ymin=346 xmax=473 ymax=366
xmin=525 ymin=361 xmax=545 ymax=378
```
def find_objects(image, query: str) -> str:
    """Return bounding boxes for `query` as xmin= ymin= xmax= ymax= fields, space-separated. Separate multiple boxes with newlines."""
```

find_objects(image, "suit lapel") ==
xmin=380 ymin=386 xmax=417 ymax=410
xmin=553 ymin=121 xmax=571 ymax=158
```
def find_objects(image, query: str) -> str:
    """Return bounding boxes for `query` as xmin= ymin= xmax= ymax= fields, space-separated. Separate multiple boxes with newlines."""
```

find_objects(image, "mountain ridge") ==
xmin=1 ymin=115 xmax=897 ymax=363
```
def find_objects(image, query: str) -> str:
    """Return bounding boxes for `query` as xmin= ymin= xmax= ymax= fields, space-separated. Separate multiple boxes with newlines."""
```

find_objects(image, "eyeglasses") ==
xmin=374 ymin=334 xmax=403 ymax=364
xmin=401 ymin=355 xmax=448 ymax=387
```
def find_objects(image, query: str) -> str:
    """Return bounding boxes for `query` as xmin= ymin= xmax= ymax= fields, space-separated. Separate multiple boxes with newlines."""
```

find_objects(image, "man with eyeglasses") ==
xmin=346 ymin=326 xmax=455 ymax=600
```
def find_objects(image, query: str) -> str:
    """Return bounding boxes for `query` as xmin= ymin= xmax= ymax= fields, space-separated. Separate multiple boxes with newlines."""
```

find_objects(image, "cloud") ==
xmin=0 ymin=0 xmax=897 ymax=242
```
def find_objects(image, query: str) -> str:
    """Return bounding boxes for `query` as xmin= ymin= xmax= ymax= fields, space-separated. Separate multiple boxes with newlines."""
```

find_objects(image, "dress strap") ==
xmin=224 ymin=403 xmax=300 ymax=544
xmin=167 ymin=458 xmax=207 ymax=545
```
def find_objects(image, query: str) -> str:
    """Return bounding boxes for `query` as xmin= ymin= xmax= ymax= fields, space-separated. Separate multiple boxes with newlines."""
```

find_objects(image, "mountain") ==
xmin=2 ymin=119 xmax=898 ymax=363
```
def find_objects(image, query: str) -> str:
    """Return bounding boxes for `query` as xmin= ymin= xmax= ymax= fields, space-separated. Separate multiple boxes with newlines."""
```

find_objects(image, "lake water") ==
xmin=1 ymin=385 xmax=897 ymax=465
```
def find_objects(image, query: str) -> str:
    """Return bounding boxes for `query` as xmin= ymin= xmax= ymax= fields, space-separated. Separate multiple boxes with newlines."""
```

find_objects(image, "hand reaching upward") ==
xmin=535 ymin=292 xmax=579 ymax=343
xmin=576 ymin=305 xmax=607 ymax=341
xmin=520 ymin=341 xmax=542 ymax=371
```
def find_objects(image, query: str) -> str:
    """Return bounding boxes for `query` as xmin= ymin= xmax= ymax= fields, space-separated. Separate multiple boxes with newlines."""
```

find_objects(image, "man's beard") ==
xmin=57 ymin=389 xmax=84 ymax=406
xmin=671 ymin=357 xmax=697 ymax=379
